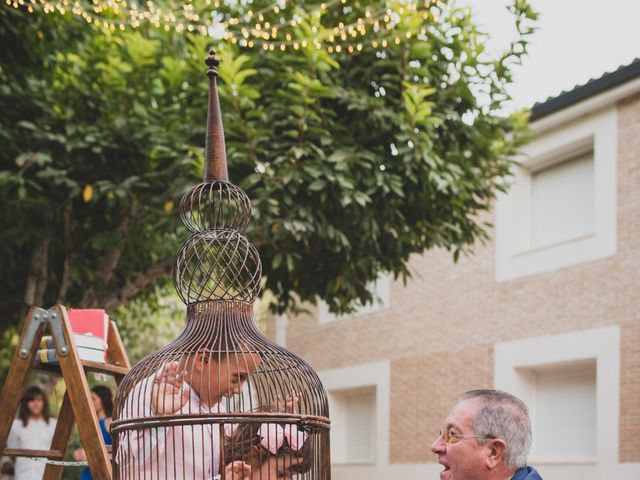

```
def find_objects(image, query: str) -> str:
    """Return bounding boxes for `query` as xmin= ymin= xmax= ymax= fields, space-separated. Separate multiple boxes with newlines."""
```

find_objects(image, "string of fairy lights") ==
xmin=4 ymin=0 xmax=445 ymax=53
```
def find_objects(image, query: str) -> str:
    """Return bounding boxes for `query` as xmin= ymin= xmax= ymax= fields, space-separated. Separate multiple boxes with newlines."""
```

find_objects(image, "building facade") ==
xmin=267 ymin=60 xmax=640 ymax=480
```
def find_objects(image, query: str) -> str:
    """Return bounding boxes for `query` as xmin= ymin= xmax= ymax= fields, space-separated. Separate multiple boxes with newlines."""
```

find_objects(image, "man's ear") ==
xmin=485 ymin=439 xmax=508 ymax=469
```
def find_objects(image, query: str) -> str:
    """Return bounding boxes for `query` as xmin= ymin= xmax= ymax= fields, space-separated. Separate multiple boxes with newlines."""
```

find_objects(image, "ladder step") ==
xmin=33 ymin=359 xmax=129 ymax=377
xmin=2 ymin=448 xmax=65 ymax=459
xmin=2 ymin=445 xmax=113 ymax=458
xmin=81 ymin=360 xmax=129 ymax=376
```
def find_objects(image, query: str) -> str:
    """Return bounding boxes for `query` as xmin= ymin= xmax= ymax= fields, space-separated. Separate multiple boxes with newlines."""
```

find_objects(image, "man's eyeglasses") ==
xmin=438 ymin=429 xmax=491 ymax=445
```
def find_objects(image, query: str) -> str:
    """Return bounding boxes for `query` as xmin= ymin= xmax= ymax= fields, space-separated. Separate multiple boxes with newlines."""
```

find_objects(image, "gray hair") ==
xmin=459 ymin=389 xmax=532 ymax=469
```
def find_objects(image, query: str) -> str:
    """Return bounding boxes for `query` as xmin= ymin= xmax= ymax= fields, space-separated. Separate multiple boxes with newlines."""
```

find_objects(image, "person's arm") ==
xmin=117 ymin=364 xmax=189 ymax=467
xmin=117 ymin=376 xmax=163 ymax=466
xmin=6 ymin=420 xmax=19 ymax=449
xmin=213 ymin=461 xmax=252 ymax=480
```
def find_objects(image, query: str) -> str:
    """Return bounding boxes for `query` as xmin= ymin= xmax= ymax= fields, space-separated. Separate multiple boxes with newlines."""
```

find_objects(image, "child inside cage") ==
xmin=115 ymin=351 xmax=260 ymax=480
xmin=224 ymin=420 xmax=311 ymax=480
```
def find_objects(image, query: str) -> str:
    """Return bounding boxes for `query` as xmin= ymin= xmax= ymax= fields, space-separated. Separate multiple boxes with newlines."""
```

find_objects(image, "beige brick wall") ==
xmin=620 ymin=322 xmax=640 ymax=462
xmin=274 ymin=94 xmax=640 ymax=464
xmin=389 ymin=349 xmax=493 ymax=462
xmin=618 ymin=93 xmax=640 ymax=462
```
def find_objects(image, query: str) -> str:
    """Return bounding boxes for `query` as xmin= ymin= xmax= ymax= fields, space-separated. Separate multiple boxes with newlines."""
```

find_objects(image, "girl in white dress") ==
xmin=7 ymin=386 xmax=57 ymax=479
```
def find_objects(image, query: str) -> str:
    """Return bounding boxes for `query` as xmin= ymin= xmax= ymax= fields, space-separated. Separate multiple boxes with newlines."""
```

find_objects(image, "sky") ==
xmin=460 ymin=0 xmax=640 ymax=111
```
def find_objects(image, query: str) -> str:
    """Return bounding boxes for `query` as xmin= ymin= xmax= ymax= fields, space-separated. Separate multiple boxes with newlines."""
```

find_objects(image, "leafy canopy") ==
xmin=0 ymin=0 xmax=536 ymax=337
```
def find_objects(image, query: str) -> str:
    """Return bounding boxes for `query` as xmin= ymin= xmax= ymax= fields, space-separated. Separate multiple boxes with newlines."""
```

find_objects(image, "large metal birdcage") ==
xmin=111 ymin=49 xmax=331 ymax=480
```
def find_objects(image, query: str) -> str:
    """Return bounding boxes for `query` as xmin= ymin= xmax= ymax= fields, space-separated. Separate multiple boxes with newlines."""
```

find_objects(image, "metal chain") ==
xmin=28 ymin=457 xmax=88 ymax=467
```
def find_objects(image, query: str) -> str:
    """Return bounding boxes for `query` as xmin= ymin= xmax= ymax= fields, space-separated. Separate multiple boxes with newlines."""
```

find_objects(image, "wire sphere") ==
xmin=180 ymin=181 xmax=252 ymax=233
xmin=174 ymin=230 xmax=262 ymax=305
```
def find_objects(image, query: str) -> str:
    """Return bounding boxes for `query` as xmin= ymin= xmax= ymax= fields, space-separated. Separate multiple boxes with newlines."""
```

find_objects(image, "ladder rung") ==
xmin=81 ymin=359 xmax=129 ymax=376
xmin=1 ymin=448 xmax=64 ymax=459
xmin=1 ymin=445 xmax=112 ymax=457
xmin=33 ymin=359 xmax=128 ymax=377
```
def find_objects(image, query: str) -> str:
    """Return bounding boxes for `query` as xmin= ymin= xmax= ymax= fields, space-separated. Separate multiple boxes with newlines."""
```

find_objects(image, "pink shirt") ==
xmin=116 ymin=374 xmax=223 ymax=480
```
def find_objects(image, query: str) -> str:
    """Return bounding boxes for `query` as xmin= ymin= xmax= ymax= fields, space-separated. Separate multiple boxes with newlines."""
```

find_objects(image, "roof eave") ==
xmin=531 ymin=59 xmax=640 ymax=122
xmin=530 ymin=73 xmax=640 ymax=134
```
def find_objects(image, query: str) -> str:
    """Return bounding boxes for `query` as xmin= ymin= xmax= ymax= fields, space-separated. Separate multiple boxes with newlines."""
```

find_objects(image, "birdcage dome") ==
xmin=112 ymin=301 xmax=330 ymax=479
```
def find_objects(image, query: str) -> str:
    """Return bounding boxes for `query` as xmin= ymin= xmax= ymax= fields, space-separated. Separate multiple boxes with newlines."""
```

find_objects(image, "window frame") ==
xmin=494 ymin=326 xmax=620 ymax=465
xmin=495 ymin=107 xmax=617 ymax=281
xmin=318 ymin=361 xmax=390 ymax=467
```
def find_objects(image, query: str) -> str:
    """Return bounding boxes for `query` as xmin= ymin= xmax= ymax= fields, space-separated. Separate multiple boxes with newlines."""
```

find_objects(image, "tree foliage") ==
xmin=0 ymin=0 xmax=536 ymax=339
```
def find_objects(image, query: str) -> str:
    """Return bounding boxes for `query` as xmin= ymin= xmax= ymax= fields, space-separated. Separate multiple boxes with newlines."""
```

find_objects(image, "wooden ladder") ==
xmin=0 ymin=305 xmax=131 ymax=480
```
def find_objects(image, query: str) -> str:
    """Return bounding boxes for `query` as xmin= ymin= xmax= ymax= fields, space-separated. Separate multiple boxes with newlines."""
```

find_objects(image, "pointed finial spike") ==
xmin=203 ymin=48 xmax=228 ymax=182
xmin=206 ymin=48 xmax=220 ymax=77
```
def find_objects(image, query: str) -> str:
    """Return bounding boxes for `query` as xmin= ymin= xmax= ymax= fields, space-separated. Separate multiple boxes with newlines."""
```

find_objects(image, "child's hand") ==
xmin=225 ymin=460 xmax=252 ymax=480
xmin=277 ymin=391 xmax=301 ymax=413
xmin=151 ymin=362 xmax=191 ymax=415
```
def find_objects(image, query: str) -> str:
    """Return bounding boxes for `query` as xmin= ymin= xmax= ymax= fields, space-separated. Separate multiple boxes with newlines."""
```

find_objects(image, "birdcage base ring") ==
xmin=112 ymin=413 xmax=330 ymax=433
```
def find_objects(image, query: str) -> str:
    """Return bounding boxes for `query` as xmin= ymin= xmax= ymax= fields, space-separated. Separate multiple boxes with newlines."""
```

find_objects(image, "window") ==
xmin=494 ymin=326 xmax=620 ymax=465
xmin=330 ymin=387 xmax=376 ymax=463
xmin=530 ymin=362 xmax=597 ymax=461
xmin=530 ymin=151 xmax=594 ymax=249
xmin=318 ymin=274 xmax=390 ymax=324
xmin=495 ymin=107 xmax=617 ymax=281
xmin=318 ymin=361 xmax=390 ymax=468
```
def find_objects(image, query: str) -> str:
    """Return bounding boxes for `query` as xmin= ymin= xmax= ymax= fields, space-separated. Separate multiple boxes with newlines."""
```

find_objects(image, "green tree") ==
xmin=0 ymin=0 xmax=536 ymax=342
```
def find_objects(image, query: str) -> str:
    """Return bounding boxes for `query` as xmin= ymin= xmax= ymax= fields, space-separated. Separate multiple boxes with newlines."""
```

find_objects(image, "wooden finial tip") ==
xmin=206 ymin=48 xmax=220 ymax=77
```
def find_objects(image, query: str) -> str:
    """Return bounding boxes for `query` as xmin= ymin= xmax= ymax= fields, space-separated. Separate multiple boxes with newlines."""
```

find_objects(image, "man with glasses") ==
xmin=431 ymin=389 xmax=543 ymax=480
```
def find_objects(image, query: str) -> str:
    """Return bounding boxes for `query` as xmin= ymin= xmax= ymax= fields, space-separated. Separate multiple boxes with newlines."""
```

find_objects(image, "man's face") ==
xmin=195 ymin=351 xmax=261 ymax=405
xmin=431 ymin=398 xmax=491 ymax=480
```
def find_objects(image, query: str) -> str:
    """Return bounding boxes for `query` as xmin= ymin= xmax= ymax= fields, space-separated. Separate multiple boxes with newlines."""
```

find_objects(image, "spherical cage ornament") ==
xmin=180 ymin=180 xmax=252 ymax=233
xmin=174 ymin=229 xmax=262 ymax=304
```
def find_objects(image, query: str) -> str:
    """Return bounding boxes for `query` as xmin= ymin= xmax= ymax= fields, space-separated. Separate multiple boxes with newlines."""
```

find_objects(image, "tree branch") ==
xmin=34 ymin=243 xmax=48 ymax=307
xmin=23 ymin=238 xmax=49 ymax=306
xmin=99 ymin=257 xmax=174 ymax=312
xmin=57 ymin=202 xmax=73 ymax=303
xmin=20 ymin=238 xmax=49 ymax=330
xmin=98 ymin=215 xmax=133 ymax=282
xmin=80 ymin=215 xmax=134 ymax=307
